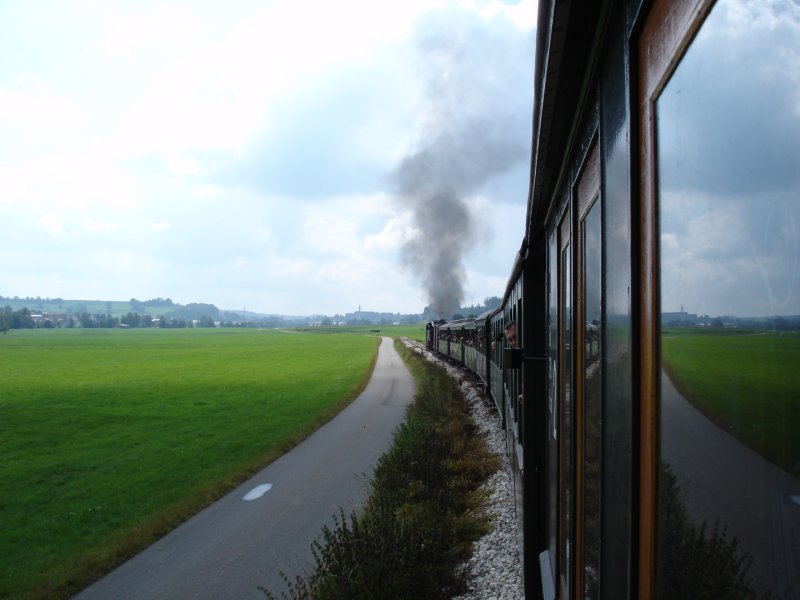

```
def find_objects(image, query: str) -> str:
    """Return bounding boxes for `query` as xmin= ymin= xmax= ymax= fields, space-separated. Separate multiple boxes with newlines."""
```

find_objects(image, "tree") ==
xmin=11 ymin=308 xmax=34 ymax=329
xmin=121 ymin=312 xmax=141 ymax=327
xmin=197 ymin=315 xmax=215 ymax=328
xmin=483 ymin=296 xmax=502 ymax=309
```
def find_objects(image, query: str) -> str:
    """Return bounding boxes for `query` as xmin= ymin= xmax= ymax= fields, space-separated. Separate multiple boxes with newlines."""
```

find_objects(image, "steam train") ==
xmin=431 ymin=1 xmax=800 ymax=599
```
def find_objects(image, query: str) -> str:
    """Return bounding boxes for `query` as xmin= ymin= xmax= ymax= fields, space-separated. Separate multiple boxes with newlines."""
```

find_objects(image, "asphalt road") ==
xmin=661 ymin=371 xmax=800 ymax=597
xmin=73 ymin=336 xmax=415 ymax=600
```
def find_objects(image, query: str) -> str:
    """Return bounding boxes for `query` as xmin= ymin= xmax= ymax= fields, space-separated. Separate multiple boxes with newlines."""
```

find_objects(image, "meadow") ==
xmin=292 ymin=323 xmax=426 ymax=341
xmin=661 ymin=328 xmax=800 ymax=477
xmin=0 ymin=328 xmax=380 ymax=599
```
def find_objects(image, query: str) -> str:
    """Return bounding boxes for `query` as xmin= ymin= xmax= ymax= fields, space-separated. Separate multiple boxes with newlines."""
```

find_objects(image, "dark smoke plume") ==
xmin=394 ymin=7 xmax=534 ymax=318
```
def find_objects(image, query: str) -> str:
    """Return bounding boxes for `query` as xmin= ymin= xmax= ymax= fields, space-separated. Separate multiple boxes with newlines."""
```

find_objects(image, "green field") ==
xmin=0 ymin=328 xmax=380 ymax=599
xmin=661 ymin=328 xmax=800 ymax=477
xmin=292 ymin=323 xmax=426 ymax=342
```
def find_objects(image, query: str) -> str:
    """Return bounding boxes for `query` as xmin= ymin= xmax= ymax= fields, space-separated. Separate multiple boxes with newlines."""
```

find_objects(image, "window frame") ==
xmin=636 ymin=0 xmax=716 ymax=596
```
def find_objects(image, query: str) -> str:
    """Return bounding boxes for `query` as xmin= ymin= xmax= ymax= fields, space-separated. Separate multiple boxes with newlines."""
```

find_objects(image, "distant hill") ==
xmin=0 ymin=296 xmax=215 ymax=319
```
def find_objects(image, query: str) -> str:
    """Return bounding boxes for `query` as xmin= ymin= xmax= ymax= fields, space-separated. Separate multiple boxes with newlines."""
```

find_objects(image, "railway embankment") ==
xmin=266 ymin=338 xmax=521 ymax=599
xmin=419 ymin=343 xmax=524 ymax=600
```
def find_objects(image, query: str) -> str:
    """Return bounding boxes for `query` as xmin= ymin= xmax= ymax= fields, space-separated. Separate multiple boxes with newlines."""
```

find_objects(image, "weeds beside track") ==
xmin=264 ymin=340 xmax=498 ymax=599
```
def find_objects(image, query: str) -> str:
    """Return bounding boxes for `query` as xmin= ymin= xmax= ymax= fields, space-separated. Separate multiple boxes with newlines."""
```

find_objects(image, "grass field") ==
xmin=0 ymin=328 xmax=380 ymax=599
xmin=661 ymin=328 xmax=800 ymax=477
xmin=290 ymin=323 xmax=427 ymax=342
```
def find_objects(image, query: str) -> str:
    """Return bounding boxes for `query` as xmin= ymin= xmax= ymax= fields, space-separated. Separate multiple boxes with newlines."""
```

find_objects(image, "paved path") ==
xmin=74 ymin=337 xmax=415 ymax=600
xmin=661 ymin=371 xmax=800 ymax=596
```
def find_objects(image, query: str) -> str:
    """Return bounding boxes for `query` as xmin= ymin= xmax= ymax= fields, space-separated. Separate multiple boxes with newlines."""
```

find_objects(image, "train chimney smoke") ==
xmin=394 ymin=8 xmax=533 ymax=318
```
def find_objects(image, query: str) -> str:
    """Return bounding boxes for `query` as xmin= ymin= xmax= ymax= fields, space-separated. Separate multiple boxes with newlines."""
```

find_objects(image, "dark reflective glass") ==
xmin=656 ymin=1 xmax=800 ymax=597
xmin=561 ymin=241 xmax=573 ymax=596
xmin=547 ymin=228 xmax=559 ymax=582
xmin=582 ymin=202 xmax=602 ymax=598
xmin=599 ymin=12 xmax=633 ymax=597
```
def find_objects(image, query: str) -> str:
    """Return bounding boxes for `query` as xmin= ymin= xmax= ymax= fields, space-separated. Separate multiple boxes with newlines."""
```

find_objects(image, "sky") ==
xmin=0 ymin=0 xmax=537 ymax=316
xmin=658 ymin=0 xmax=800 ymax=318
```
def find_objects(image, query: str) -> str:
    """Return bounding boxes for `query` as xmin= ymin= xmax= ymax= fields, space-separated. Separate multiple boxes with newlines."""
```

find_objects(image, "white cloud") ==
xmin=365 ymin=212 xmax=416 ymax=252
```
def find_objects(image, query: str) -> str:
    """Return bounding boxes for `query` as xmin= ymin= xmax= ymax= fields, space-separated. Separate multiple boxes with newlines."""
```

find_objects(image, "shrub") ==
xmin=263 ymin=343 xmax=497 ymax=599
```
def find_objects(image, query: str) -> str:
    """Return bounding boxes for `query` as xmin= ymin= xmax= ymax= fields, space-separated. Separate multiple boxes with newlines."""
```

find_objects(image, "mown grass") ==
xmin=265 ymin=340 xmax=498 ymax=599
xmin=661 ymin=328 xmax=800 ymax=477
xmin=0 ymin=328 xmax=379 ymax=599
xmin=291 ymin=324 xmax=427 ymax=342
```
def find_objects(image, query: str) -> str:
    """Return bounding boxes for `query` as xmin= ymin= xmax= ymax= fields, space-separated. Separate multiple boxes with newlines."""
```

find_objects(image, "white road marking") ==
xmin=242 ymin=484 xmax=273 ymax=501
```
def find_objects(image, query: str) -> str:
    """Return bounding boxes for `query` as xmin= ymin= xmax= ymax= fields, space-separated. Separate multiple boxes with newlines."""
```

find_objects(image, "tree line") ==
xmin=0 ymin=306 xmax=217 ymax=332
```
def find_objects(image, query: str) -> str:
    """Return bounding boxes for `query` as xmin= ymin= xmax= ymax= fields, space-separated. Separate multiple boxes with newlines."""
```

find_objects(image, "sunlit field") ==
xmin=661 ymin=328 xmax=800 ymax=477
xmin=0 ymin=328 xmax=379 ymax=599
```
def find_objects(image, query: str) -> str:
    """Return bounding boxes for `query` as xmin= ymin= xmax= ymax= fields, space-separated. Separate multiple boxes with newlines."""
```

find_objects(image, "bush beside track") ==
xmin=263 ymin=339 xmax=498 ymax=599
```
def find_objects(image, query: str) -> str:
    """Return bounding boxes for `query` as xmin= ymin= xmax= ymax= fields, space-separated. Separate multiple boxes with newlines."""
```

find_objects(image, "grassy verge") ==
xmin=265 ymin=340 xmax=499 ymax=599
xmin=0 ymin=328 xmax=379 ymax=599
xmin=661 ymin=328 xmax=800 ymax=476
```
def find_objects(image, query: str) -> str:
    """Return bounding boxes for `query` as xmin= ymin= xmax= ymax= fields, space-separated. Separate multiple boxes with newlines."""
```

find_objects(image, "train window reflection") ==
xmin=656 ymin=1 xmax=800 ymax=597
xmin=547 ymin=228 xmax=559 ymax=584
xmin=582 ymin=200 xmax=601 ymax=599
xmin=560 ymin=237 xmax=573 ymax=597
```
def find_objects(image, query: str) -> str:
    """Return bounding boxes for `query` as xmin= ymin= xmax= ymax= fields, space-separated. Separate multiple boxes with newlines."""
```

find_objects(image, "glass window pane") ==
xmin=656 ymin=1 xmax=800 ymax=598
xmin=548 ymin=228 xmax=559 ymax=576
xmin=561 ymin=241 xmax=573 ymax=596
xmin=599 ymin=14 xmax=633 ymax=596
xmin=582 ymin=202 xmax=602 ymax=598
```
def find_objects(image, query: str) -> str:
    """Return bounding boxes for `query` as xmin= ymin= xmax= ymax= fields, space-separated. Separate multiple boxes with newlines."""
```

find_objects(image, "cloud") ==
xmin=660 ymin=188 xmax=799 ymax=317
xmin=0 ymin=0 xmax=535 ymax=316
xmin=658 ymin=0 xmax=800 ymax=196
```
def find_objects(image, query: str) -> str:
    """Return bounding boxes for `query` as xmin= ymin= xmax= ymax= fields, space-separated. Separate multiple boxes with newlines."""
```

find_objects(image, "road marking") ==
xmin=243 ymin=483 xmax=273 ymax=501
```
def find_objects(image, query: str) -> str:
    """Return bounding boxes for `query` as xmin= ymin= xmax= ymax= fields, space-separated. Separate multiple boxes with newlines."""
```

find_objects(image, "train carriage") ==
xmin=519 ymin=0 xmax=800 ymax=598
xmin=444 ymin=0 xmax=800 ymax=598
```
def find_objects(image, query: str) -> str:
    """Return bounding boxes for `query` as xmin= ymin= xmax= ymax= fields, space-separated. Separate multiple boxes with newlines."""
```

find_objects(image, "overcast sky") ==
xmin=658 ymin=0 xmax=800 ymax=318
xmin=0 ymin=0 xmax=537 ymax=316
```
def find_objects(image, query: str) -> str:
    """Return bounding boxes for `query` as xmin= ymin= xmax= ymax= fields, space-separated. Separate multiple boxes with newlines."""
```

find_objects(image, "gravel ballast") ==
xmin=404 ymin=341 xmax=524 ymax=600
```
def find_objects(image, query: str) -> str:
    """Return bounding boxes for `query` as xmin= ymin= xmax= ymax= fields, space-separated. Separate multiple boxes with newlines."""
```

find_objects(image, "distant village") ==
xmin=0 ymin=295 xmax=502 ymax=331
xmin=661 ymin=308 xmax=800 ymax=330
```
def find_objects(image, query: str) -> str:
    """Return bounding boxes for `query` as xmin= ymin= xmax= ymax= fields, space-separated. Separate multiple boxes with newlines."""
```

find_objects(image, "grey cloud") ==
xmin=658 ymin=0 xmax=800 ymax=196
xmin=658 ymin=1 xmax=800 ymax=317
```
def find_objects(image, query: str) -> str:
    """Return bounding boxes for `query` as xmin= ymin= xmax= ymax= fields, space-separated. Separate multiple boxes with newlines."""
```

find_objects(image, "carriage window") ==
xmin=559 ymin=226 xmax=573 ymax=597
xmin=547 ymin=228 xmax=559 ymax=588
xmin=582 ymin=200 xmax=601 ymax=599
xmin=656 ymin=1 xmax=800 ymax=598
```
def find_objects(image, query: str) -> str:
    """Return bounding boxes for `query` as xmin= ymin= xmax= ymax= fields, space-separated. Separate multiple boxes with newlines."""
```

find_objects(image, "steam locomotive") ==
xmin=431 ymin=1 xmax=800 ymax=599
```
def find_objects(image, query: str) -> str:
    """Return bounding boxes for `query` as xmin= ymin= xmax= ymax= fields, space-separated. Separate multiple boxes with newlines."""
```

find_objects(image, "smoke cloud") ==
xmin=394 ymin=5 xmax=534 ymax=318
